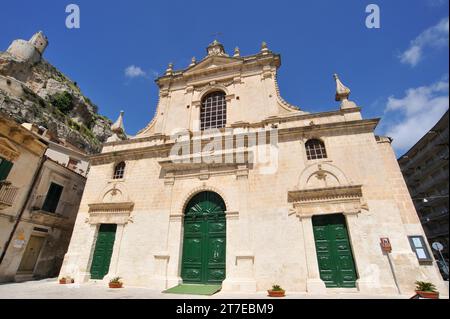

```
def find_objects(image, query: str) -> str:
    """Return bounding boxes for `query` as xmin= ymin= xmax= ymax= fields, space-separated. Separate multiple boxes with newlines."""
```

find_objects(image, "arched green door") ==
xmin=181 ymin=191 xmax=226 ymax=284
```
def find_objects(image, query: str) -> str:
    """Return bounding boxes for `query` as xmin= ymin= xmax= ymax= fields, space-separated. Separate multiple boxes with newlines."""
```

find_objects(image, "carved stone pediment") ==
xmin=288 ymin=185 xmax=368 ymax=217
xmin=87 ymin=183 xmax=134 ymax=224
xmin=184 ymin=56 xmax=243 ymax=76
xmin=87 ymin=202 xmax=134 ymax=225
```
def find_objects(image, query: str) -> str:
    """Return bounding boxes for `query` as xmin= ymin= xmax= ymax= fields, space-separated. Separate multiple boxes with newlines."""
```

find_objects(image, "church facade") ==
xmin=59 ymin=41 xmax=446 ymax=295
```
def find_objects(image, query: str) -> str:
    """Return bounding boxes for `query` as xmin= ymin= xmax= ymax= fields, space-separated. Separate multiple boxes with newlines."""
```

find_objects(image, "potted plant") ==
xmin=415 ymin=281 xmax=439 ymax=299
xmin=109 ymin=277 xmax=123 ymax=289
xmin=267 ymin=284 xmax=285 ymax=297
xmin=59 ymin=276 xmax=74 ymax=284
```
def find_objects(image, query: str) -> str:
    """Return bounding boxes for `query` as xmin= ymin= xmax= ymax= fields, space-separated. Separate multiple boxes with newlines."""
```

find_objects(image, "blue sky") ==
xmin=1 ymin=0 xmax=448 ymax=154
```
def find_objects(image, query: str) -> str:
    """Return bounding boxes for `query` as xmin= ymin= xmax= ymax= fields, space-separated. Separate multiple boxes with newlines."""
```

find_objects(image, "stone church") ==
xmin=59 ymin=41 xmax=446 ymax=295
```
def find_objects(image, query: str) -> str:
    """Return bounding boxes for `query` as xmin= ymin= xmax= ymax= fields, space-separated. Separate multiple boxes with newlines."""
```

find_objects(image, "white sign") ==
xmin=12 ymin=239 xmax=25 ymax=249
xmin=432 ymin=242 xmax=444 ymax=252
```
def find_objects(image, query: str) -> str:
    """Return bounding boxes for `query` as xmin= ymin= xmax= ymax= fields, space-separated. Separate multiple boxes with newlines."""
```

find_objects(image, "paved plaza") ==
xmin=0 ymin=278 xmax=433 ymax=299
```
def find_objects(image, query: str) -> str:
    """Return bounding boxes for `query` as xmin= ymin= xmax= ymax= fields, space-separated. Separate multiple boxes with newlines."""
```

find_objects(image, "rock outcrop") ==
xmin=0 ymin=32 xmax=113 ymax=154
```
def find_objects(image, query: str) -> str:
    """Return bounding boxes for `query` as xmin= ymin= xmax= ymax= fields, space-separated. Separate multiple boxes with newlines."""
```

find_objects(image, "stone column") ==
xmin=68 ymin=223 xmax=98 ymax=283
xmin=104 ymin=223 xmax=125 ymax=282
xmin=344 ymin=212 xmax=397 ymax=294
xmin=299 ymin=215 xmax=327 ymax=294
xmin=165 ymin=213 xmax=183 ymax=288
xmin=222 ymin=211 xmax=256 ymax=292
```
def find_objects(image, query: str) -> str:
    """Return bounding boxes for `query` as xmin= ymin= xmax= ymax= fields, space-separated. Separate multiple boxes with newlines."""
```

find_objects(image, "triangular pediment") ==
xmin=184 ymin=56 xmax=243 ymax=74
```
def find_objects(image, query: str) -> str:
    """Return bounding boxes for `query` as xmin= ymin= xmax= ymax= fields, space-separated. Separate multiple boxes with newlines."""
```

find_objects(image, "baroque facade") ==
xmin=60 ymin=41 xmax=446 ymax=295
xmin=0 ymin=113 xmax=87 ymax=282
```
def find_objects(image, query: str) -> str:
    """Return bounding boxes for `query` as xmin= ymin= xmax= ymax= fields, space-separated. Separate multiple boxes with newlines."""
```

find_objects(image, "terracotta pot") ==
xmin=415 ymin=290 xmax=439 ymax=299
xmin=267 ymin=290 xmax=285 ymax=297
xmin=109 ymin=282 xmax=123 ymax=289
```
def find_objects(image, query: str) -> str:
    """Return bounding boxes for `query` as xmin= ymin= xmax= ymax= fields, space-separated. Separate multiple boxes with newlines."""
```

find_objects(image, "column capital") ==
xmin=225 ymin=211 xmax=239 ymax=220
xmin=169 ymin=214 xmax=183 ymax=222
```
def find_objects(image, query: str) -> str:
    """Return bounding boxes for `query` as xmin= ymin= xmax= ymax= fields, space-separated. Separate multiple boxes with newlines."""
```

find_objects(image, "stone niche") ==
xmin=289 ymin=162 xmax=368 ymax=216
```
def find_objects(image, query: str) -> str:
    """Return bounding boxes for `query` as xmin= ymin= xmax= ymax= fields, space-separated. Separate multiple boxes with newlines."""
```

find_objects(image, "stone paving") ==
xmin=0 ymin=278 xmax=430 ymax=299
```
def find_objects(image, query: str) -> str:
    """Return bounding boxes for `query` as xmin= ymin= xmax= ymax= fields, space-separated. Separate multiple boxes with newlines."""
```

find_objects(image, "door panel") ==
xmin=181 ymin=192 xmax=226 ymax=285
xmin=90 ymin=224 xmax=117 ymax=280
xmin=18 ymin=236 xmax=45 ymax=272
xmin=313 ymin=214 xmax=357 ymax=288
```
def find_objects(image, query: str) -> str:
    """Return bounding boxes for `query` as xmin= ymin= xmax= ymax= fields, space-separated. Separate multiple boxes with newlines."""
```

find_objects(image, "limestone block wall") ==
xmin=60 ymin=110 xmax=447 ymax=296
xmin=7 ymin=40 xmax=41 ymax=64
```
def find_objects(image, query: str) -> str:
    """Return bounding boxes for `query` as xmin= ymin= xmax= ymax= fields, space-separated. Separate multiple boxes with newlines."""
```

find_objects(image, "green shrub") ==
xmin=271 ymin=285 xmax=284 ymax=291
xmin=50 ymin=92 xmax=73 ymax=114
xmin=415 ymin=281 xmax=437 ymax=292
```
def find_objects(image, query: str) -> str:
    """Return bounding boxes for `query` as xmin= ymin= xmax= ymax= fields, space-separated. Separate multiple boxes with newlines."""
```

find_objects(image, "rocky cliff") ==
xmin=0 ymin=50 xmax=113 ymax=154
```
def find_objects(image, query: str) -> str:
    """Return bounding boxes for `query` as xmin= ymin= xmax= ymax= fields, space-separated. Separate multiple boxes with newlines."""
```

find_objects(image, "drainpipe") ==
xmin=0 ymin=155 xmax=48 ymax=265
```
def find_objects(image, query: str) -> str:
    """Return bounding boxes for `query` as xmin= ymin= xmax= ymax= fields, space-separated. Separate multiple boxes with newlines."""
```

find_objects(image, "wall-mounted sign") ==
xmin=12 ymin=239 xmax=25 ymax=249
xmin=380 ymin=237 xmax=392 ymax=253
xmin=408 ymin=236 xmax=432 ymax=262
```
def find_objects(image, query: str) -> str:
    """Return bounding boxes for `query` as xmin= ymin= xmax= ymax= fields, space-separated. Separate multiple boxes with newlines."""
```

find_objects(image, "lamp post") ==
xmin=432 ymin=242 xmax=449 ymax=277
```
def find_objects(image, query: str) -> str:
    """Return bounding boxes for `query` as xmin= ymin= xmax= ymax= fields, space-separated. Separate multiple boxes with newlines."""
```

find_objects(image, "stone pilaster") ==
xmin=299 ymin=215 xmax=327 ymax=294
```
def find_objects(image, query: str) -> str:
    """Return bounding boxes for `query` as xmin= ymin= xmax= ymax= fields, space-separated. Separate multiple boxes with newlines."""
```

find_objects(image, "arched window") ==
xmin=305 ymin=139 xmax=327 ymax=160
xmin=113 ymin=161 xmax=126 ymax=179
xmin=200 ymin=91 xmax=227 ymax=130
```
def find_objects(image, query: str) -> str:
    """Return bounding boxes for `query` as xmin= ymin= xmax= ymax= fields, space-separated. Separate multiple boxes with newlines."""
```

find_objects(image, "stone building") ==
xmin=6 ymin=31 xmax=48 ymax=65
xmin=399 ymin=110 xmax=449 ymax=279
xmin=59 ymin=41 xmax=446 ymax=296
xmin=0 ymin=113 xmax=87 ymax=282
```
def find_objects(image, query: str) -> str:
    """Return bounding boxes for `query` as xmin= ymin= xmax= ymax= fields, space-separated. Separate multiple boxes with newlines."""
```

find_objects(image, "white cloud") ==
xmin=383 ymin=77 xmax=449 ymax=152
xmin=399 ymin=17 xmax=449 ymax=67
xmin=427 ymin=0 xmax=447 ymax=7
xmin=124 ymin=65 xmax=147 ymax=78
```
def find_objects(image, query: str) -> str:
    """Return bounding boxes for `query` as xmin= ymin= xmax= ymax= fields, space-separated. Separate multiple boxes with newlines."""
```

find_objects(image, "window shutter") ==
xmin=0 ymin=158 xmax=14 ymax=181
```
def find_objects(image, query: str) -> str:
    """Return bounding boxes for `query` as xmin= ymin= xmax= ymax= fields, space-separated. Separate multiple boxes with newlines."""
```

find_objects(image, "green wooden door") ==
xmin=181 ymin=192 xmax=226 ymax=285
xmin=313 ymin=214 xmax=357 ymax=288
xmin=90 ymin=224 xmax=117 ymax=280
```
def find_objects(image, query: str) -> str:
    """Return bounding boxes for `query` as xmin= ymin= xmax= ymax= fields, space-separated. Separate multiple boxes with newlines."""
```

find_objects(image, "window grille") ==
xmin=200 ymin=91 xmax=227 ymax=130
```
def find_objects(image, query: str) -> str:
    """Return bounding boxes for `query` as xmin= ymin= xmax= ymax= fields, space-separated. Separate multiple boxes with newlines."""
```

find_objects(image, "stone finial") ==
xmin=206 ymin=40 xmax=227 ymax=57
xmin=165 ymin=63 xmax=174 ymax=76
xmin=189 ymin=57 xmax=197 ymax=67
xmin=107 ymin=111 xmax=127 ymax=142
xmin=111 ymin=111 xmax=125 ymax=133
xmin=334 ymin=73 xmax=350 ymax=101
xmin=233 ymin=47 xmax=240 ymax=57
xmin=333 ymin=74 xmax=357 ymax=109
xmin=261 ymin=41 xmax=269 ymax=54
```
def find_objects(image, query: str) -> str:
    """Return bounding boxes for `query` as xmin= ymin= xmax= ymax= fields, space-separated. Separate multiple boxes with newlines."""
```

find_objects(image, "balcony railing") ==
xmin=31 ymin=195 xmax=76 ymax=216
xmin=0 ymin=181 xmax=19 ymax=210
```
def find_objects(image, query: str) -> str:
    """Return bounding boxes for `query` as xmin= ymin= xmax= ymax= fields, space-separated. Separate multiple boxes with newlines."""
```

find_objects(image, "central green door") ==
xmin=313 ymin=214 xmax=357 ymax=288
xmin=90 ymin=224 xmax=117 ymax=280
xmin=181 ymin=191 xmax=226 ymax=284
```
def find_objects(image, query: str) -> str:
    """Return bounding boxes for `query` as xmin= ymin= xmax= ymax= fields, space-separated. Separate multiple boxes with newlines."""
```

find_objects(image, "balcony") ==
xmin=0 ymin=181 xmax=19 ymax=210
xmin=29 ymin=195 xmax=76 ymax=229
